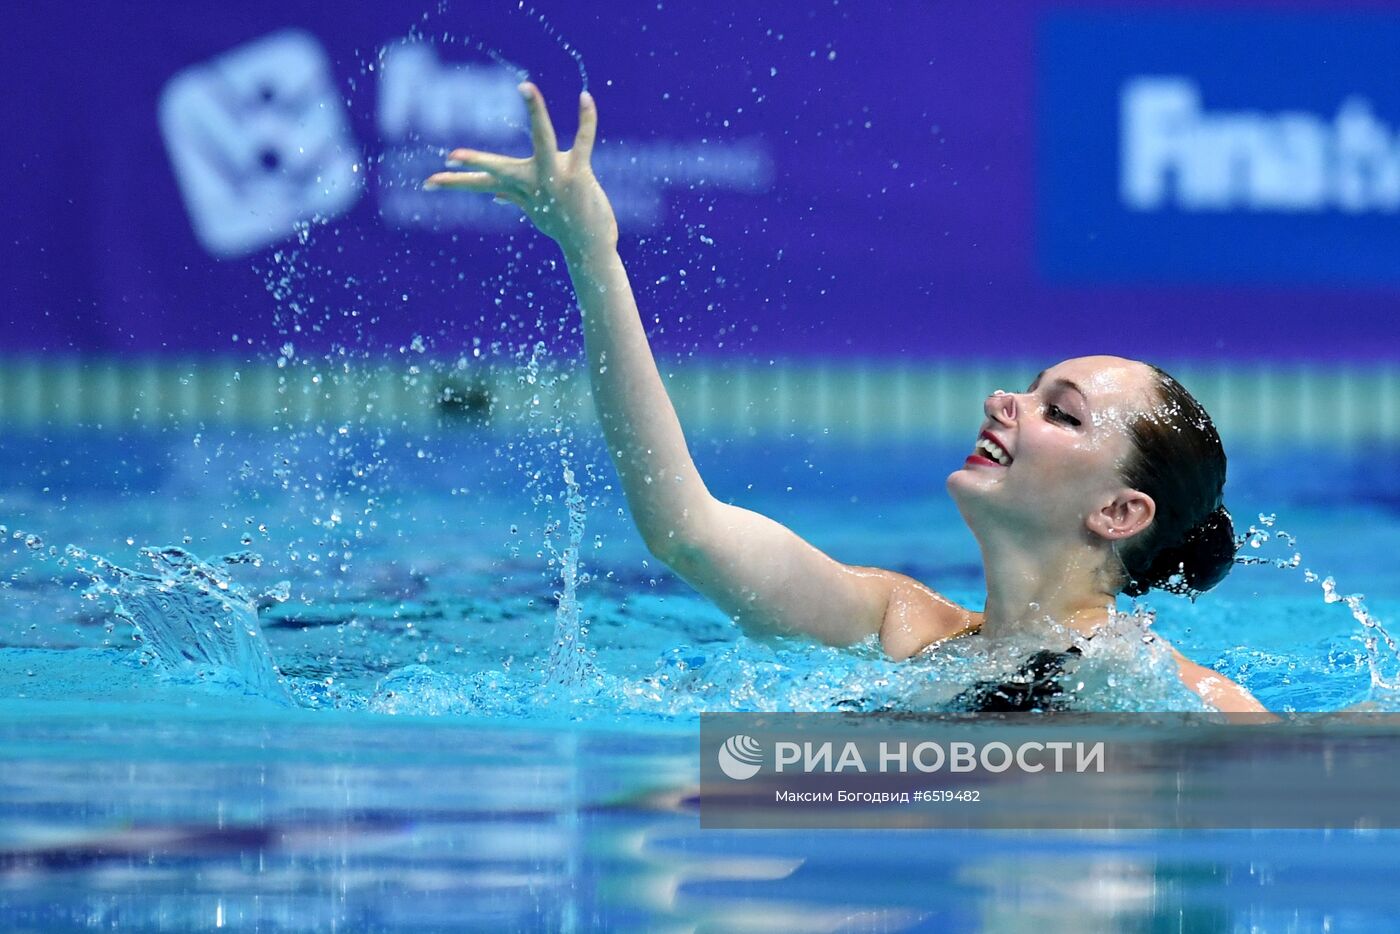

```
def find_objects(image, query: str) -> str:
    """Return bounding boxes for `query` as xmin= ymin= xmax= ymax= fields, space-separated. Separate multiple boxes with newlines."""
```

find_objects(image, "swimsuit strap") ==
xmin=952 ymin=644 xmax=1083 ymax=712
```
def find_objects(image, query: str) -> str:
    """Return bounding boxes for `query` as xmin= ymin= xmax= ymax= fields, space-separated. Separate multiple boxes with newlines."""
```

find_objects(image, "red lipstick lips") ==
xmin=966 ymin=429 xmax=1012 ymax=468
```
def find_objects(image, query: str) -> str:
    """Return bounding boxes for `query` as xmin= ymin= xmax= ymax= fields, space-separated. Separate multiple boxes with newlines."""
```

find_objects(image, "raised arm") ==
xmin=427 ymin=84 xmax=968 ymax=651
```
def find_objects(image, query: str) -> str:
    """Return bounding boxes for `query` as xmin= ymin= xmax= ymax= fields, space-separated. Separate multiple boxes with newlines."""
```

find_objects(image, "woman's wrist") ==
xmin=561 ymin=236 xmax=621 ymax=272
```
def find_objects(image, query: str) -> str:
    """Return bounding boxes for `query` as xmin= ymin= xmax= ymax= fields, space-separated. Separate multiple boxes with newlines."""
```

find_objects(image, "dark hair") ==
xmin=1116 ymin=365 xmax=1236 ymax=598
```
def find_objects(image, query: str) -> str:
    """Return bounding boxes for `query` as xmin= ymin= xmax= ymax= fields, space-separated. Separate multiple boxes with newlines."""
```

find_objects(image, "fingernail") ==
xmin=423 ymin=180 xmax=439 ymax=190
xmin=518 ymin=82 xmax=533 ymax=100
xmin=445 ymin=159 xmax=466 ymax=168
xmin=581 ymin=90 xmax=594 ymax=105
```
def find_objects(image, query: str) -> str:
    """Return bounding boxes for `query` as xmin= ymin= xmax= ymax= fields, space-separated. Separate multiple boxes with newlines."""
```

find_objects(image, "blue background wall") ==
xmin=3 ymin=0 xmax=1399 ymax=360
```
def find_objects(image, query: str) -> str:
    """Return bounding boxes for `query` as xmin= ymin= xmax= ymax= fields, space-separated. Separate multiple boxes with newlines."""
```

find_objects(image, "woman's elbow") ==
xmin=635 ymin=499 xmax=718 ymax=565
xmin=638 ymin=518 xmax=711 ymax=573
xmin=640 ymin=525 xmax=688 ymax=564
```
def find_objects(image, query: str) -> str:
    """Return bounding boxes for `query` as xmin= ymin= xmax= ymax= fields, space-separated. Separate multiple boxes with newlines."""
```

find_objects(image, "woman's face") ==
xmin=946 ymin=355 xmax=1159 ymax=541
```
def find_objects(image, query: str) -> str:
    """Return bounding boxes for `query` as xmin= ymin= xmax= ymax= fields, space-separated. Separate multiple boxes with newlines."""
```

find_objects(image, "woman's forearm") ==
xmin=564 ymin=244 xmax=711 ymax=556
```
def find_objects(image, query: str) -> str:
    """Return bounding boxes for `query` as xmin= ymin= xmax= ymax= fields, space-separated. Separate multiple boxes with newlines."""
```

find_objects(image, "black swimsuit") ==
xmin=951 ymin=645 xmax=1084 ymax=712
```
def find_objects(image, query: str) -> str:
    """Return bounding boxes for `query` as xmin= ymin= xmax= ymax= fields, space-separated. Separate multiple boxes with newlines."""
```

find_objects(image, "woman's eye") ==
xmin=1046 ymin=403 xmax=1081 ymax=427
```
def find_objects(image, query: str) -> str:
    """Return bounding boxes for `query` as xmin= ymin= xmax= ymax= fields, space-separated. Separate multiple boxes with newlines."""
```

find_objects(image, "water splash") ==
xmin=76 ymin=545 xmax=291 ymax=702
xmin=1237 ymin=512 xmax=1400 ymax=702
xmin=1313 ymin=573 xmax=1400 ymax=693
xmin=544 ymin=459 xmax=592 ymax=689
xmin=512 ymin=341 xmax=600 ymax=697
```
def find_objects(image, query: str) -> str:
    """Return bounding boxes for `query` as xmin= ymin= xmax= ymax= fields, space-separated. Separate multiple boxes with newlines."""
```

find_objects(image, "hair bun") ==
xmin=1134 ymin=505 xmax=1236 ymax=598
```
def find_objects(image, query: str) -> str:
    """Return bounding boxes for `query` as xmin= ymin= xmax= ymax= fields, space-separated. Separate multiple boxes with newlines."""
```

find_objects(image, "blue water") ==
xmin=3 ymin=428 xmax=1400 ymax=929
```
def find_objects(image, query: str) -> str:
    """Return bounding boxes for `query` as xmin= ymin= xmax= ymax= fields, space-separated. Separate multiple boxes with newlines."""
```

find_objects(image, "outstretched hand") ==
xmin=425 ymin=82 xmax=618 ymax=260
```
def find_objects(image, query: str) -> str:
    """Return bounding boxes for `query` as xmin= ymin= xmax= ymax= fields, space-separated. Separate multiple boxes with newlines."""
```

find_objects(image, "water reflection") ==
xmin=3 ymin=714 xmax=1399 ymax=931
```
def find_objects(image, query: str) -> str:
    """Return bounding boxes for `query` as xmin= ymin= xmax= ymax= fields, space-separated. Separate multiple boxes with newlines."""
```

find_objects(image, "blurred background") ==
xmin=3 ymin=0 xmax=1396 ymax=445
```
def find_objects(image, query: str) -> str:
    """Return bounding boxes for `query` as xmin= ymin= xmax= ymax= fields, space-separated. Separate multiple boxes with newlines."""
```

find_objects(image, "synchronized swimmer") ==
xmin=425 ymin=84 xmax=1269 ymax=714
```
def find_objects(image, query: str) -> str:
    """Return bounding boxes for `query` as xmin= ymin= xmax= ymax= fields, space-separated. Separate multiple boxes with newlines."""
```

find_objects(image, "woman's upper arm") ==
xmin=656 ymin=498 xmax=968 ymax=651
xmin=661 ymin=499 xmax=890 ymax=644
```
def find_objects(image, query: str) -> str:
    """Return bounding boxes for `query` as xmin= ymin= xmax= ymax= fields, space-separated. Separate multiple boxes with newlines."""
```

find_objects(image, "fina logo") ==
xmin=717 ymin=734 xmax=763 ymax=781
xmin=1121 ymin=77 xmax=1400 ymax=213
xmin=374 ymin=41 xmax=773 ymax=231
xmin=378 ymin=44 xmax=522 ymax=144
xmin=374 ymin=43 xmax=529 ymax=233
xmin=160 ymin=32 xmax=772 ymax=250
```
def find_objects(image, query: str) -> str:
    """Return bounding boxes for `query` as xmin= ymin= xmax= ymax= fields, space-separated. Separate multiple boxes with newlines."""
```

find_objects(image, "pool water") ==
xmin=2 ymin=427 xmax=1399 ymax=929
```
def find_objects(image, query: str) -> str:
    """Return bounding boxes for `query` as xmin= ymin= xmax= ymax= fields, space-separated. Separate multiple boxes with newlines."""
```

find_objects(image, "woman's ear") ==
xmin=1086 ymin=490 xmax=1156 ymax=542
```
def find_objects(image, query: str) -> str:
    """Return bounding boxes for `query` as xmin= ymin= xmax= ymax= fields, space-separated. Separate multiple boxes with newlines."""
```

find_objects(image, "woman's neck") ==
xmin=976 ymin=534 xmax=1117 ymax=643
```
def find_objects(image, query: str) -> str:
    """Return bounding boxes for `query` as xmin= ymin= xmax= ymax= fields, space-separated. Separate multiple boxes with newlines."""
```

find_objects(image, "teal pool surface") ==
xmin=2 ymin=429 xmax=1399 ymax=930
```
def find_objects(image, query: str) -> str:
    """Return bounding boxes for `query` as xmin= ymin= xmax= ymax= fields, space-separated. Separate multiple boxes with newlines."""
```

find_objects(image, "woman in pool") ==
xmin=426 ymin=84 xmax=1268 ymax=714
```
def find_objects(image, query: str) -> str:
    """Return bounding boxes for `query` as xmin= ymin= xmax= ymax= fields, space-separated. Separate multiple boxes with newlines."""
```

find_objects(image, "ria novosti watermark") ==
xmin=700 ymin=712 xmax=1400 ymax=830
xmin=721 ymin=734 xmax=1104 ymax=779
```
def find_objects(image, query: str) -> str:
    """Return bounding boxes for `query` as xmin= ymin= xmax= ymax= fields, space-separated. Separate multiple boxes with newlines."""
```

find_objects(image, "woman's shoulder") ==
xmin=869 ymin=569 xmax=981 ymax=661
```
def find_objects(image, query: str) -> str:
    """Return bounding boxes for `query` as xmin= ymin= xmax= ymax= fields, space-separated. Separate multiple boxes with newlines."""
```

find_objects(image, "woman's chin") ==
xmin=947 ymin=468 xmax=1014 ymax=529
xmin=946 ymin=464 xmax=997 ymax=498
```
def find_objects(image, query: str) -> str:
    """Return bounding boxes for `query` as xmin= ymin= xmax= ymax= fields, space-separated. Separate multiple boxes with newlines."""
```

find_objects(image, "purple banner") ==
xmin=2 ymin=1 xmax=1397 ymax=359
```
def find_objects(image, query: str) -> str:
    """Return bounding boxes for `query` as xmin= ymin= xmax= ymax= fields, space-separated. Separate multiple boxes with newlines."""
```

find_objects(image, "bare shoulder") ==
xmin=867 ymin=569 xmax=980 ymax=661
xmin=1166 ymin=645 xmax=1275 ymax=717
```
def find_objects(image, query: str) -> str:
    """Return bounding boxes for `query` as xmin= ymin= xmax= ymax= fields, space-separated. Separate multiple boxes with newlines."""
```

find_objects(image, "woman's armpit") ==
xmin=877 ymin=573 xmax=979 ymax=661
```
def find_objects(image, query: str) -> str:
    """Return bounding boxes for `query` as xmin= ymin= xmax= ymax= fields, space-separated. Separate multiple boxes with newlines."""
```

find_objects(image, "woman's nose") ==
xmin=984 ymin=389 xmax=1017 ymax=424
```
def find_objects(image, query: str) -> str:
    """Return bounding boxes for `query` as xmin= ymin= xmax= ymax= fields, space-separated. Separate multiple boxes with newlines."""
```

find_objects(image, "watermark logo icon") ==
xmin=159 ymin=29 xmax=362 ymax=257
xmin=718 ymin=734 xmax=763 ymax=780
